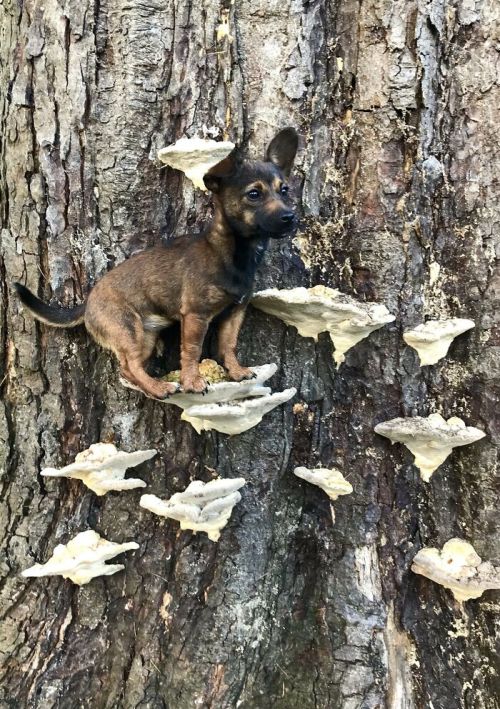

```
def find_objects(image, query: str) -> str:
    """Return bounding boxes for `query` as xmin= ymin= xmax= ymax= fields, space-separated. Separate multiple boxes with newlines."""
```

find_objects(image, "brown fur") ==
xmin=15 ymin=128 xmax=299 ymax=398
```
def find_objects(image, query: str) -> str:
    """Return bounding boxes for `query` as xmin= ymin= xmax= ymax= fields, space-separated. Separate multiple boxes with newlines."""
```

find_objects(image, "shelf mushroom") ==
xmin=411 ymin=538 xmax=500 ymax=602
xmin=251 ymin=285 xmax=395 ymax=365
xmin=21 ymin=530 xmax=139 ymax=585
xmin=41 ymin=443 xmax=157 ymax=495
xmin=293 ymin=466 xmax=353 ymax=522
xmin=374 ymin=413 xmax=486 ymax=482
xmin=403 ymin=318 xmax=475 ymax=366
xmin=140 ymin=478 xmax=246 ymax=542
xmin=157 ymin=137 xmax=235 ymax=189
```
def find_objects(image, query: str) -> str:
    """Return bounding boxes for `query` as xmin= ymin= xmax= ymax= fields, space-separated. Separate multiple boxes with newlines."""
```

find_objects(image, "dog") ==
xmin=14 ymin=128 xmax=299 ymax=398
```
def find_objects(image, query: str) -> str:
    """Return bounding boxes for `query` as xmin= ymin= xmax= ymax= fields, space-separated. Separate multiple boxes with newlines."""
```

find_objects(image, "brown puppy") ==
xmin=14 ymin=128 xmax=298 ymax=398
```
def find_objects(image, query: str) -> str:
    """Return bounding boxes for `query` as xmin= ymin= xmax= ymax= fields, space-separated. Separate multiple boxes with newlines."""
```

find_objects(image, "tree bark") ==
xmin=1 ymin=0 xmax=499 ymax=707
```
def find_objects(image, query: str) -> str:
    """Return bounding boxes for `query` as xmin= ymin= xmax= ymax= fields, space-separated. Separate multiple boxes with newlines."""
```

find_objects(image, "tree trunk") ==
xmin=1 ymin=0 xmax=499 ymax=707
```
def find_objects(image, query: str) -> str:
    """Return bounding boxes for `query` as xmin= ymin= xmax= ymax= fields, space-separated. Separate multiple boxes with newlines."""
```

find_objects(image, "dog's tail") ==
xmin=14 ymin=283 xmax=86 ymax=328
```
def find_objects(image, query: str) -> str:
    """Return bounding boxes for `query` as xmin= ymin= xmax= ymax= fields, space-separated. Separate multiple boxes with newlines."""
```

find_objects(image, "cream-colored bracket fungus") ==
xmin=182 ymin=388 xmax=297 ymax=435
xmin=251 ymin=286 xmax=395 ymax=365
xmin=22 ymin=530 xmax=139 ymax=585
xmin=293 ymin=467 xmax=353 ymax=523
xmin=411 ymin=538 xmax=500 ymax=602
xmin=157 ymin=137 xmax=235 ymax=190
xmin=403 ymin=318 xmax=475 ymax=366
xmin=140 ymin=478 xmax=246 ymax=542
xmin=293 ymin=467 xmax=353 ymax=501
xmin=41 ymin=443 xmax=157 ymax=495
xmin=120 ymin=362 xmax=294 ymax=435
xmin=374 ymin=413 xmax=486 ymax=482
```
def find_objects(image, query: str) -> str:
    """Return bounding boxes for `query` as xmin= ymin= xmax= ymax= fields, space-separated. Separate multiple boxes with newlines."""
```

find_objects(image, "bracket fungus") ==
xmin=121 ymin=362 xmax=294 ymax=435
xmin=41 ymin=443 xmax=157 ymax=495
xmin=374 ymin=413 xmax=486 ymax=482
xmin=21 ymin=530 xmax=139 ymax=585
xmin=403 ymin=318 xmax=475 ymax=366
xmin=251 ymin=286 xmax=395 ymax=364
xmin=140 ymin=478 xmax=246 ymax=541
xmin=411 ymin=538 xmax=500 ymax=602
xmin=157 ymin=137 xmax=235 ymax=190
xmin=181 ymin=388 xmax=297 ymax=435
xmin=293 ymin=466 xmax=353 ymax=501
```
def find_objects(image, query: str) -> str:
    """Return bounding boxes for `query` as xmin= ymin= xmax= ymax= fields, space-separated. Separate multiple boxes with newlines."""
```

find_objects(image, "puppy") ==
xmin=15 ymin=128 xmax=298 ymax=398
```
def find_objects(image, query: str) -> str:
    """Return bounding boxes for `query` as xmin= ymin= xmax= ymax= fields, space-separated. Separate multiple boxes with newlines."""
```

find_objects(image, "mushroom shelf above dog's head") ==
xmin=157 ymin=137 xmax=235 ymax=190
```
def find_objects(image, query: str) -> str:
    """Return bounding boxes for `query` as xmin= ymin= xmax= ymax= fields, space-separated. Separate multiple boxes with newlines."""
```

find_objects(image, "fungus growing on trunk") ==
xmin=411 ymin=538 xmax=500 ymax=602
xmin=251 ymin=286 xmax=395 ymax=365
xmin=140 ymin=478 xmax=246 ymax=542
xmin=374 ymin=413 xmax=486 ymax=481
xmin=293 ymin=466 xmax=353 ymax=501
xmin=157 ymin=137 xmax=235 ymax=189
xmin=403 ymin=318 xmax=475 ymax=366
xmin=181 ymin=388 xmax=296 ymax=435
xmin=21 ymin=530 xmax=139 ymax=585
xmin=41 ymin=443 xmax=157 ymax=495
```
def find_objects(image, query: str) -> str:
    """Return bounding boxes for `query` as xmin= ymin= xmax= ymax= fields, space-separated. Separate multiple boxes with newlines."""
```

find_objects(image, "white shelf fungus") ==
xmin=374 ymin=413 xmax=486 ymax=482
xmin=140 ymin=478 xmax=246 ymax=541
xmin=403 ymin=318 xmax=475 ymax=366
xmin=21 ymin=530 xmax=139 ymax=585
xmin=166 ymin=363 xmax=277 ymax=409
xmin=252 ymin=286 xmax=395 ymax=364
xmin=157 ymin=137 xmax=235 ymax=189
xmin=182 ymin=388 xmax=296 ymax=435
xmin=411 ymin=538 xmax=500 ymax=602
xmin=41 ymin=443 xmax=157 ymax=496
xmin=294 ymin=466 xmax=353 ymax=501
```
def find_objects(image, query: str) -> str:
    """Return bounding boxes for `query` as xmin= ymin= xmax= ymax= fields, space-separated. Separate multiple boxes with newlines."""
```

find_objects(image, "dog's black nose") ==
xmin=281 ymin=212 xmax=295 ymax=224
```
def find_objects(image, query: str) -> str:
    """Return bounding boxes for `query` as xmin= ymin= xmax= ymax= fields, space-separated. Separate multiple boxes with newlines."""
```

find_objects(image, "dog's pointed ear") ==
xmin=265 ymin=128 xmax=298 ymax=178
xmin=203 ymin=150 xmax=241 ymax=192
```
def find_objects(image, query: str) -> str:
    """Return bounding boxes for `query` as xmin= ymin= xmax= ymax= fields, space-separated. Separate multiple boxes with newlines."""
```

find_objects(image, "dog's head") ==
xmin=204 ymin=128 xmax=298 ymax=239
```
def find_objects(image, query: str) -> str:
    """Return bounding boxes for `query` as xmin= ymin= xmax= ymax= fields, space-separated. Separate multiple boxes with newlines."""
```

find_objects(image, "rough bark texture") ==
xmin=0 ymin=0 xmax=499 ymax=707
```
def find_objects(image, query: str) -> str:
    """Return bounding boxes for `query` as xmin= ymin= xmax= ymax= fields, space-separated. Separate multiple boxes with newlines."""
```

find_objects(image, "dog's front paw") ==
xmin=181 ymin=375 xmax=209 ymax=394
xmin=226 ymin=365 xmax=255 ymax=382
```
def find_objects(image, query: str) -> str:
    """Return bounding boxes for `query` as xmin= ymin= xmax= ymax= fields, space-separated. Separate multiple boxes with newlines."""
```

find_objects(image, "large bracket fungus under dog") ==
xmin=251 ymin=285 xmax=395 ymax=365
xmin=121 ymin=361 xmax=296 ymax=435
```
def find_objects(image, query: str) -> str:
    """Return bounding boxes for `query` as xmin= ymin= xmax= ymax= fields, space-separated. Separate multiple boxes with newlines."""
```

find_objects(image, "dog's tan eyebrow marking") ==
xmin=272 ymin=177 xmax=282 ymax=191
xmin=244 ymin=181 xmax=266 ymax=193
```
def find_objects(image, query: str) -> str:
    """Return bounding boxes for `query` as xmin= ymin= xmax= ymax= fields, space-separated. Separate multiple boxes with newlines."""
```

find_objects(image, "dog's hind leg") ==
xmin=87 ymin=301 xmax=176 ymax=399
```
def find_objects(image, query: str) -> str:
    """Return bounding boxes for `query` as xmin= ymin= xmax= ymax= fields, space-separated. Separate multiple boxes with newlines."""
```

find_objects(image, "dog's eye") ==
xmin=247 ymin=189 xmax=261 ymax=200
xmin=280 ymin=184 xmax=289 ymax=195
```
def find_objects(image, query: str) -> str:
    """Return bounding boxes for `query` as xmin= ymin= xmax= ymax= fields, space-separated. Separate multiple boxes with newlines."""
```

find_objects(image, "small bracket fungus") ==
xmin=181 ymin=388 xmax=297 ymax=435
xmin=403 ymin=318 xmax=475 ymax=366
xmin=374 ymin=413 xmax=486 ymax=481
xmin=21 ymin=530 xmax=139 ymax=585
xmin=41 ymin=443 xmax=157 ymax=495
xmin=251 ymin=286 xmax=395 ymax=364
xmin=140 ymin=478 xmax=246 ymax=541
xmin=293 ymin=466 xmax=353 ymax=501
xmin=157 ymin=137 xmax=235 ymax=190
xmin=411 ymin=538 xmax=500 ymax=602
